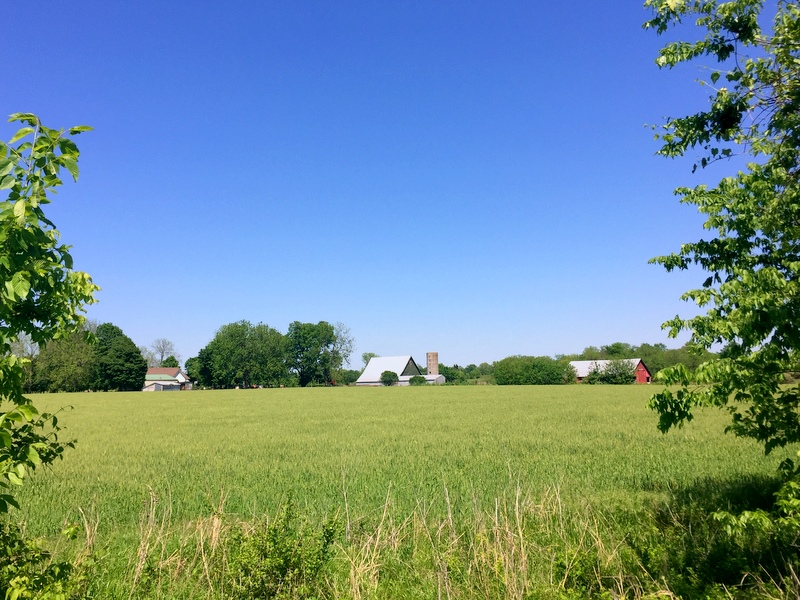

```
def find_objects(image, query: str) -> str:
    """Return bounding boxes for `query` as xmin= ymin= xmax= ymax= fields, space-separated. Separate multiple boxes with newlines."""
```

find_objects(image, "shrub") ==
xmin=409 ymin=375 xmax=427 ymax=386
xmin=583 ymin=360 xmax=636 ymax=385
xmin=494 ymin=356 xmax=572 ymax=385
xmin=380 ymin=371 xmax=399 ymax=386
xmin=226 ymin=501 xmax=337 ymax=599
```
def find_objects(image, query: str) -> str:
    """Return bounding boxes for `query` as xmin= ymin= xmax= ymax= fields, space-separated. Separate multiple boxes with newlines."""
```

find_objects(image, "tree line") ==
xmin=17 ymin=322 xmax=147 ymax=392
xmin=185 ymin=320 xmax=354 ymax=388
xmin=419 ymin=341 xmax=717 ymax=386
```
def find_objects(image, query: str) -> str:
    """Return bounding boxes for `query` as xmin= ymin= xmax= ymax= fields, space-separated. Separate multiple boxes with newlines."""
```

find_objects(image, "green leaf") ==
xmin=61 ymin=157 xmax=79 ymax=181
xmin=13 ymin=199 xmax=25 ymax=225
xmin=7 ymin=472 xmax=23 ymax=486
xmin=68 ymin=125 xmax=93 ymax=134
xmin=25 ymin=445 xmax=40 ymax=466
xmin=0 ymin=494 xmax=20 ymax=511
xmin=15 ymin=405 xmax=38 ymax=421
xmin=0 ymin=159 xmax=13 ymax=177
xmin=8 ymin=127 xmax=34 ymax=144
xmin=0 ymin=430 xmax=10 ymax=448
xmin=0 ymin=175 xmax=15 ymax=190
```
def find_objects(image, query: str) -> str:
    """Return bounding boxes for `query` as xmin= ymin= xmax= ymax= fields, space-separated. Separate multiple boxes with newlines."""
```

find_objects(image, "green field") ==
xmin=17 ymin=386 xmax=798 ymax=598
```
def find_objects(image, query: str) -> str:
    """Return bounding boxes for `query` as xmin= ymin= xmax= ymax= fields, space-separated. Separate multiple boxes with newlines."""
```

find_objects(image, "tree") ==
xmin=33 ymin=329 xmax=94 ymax=392
xmin=184 ymin=356 xmax=201 ymax=383
xmin=645 ymin=0 xmax=800 ymax=456
xmin=9 ymin=332 xmax=37 ymax=392
xmin=92 ymin=323 xmax=147 ymax=391
xmin=409 ymin=375 xmax=427 ymax=386
xmin=139 ymin=345 xmax=158 ymax=368
xmin=0 ymin=114 xmax=98 ymax=513
xmin=362 ymin=352 xmax=379 ymax=367
xmin=161 ymin=355 xmax=179 ymax=368
xmin=493 ymin=356 xmax=573 ymax=385
xmin=286 ymin=321 xmax=337 ymax=387
xmin=380 ymin=370 xmax=399 ymax=386
xmin=196 ymin=321 xmax=289 ymax=388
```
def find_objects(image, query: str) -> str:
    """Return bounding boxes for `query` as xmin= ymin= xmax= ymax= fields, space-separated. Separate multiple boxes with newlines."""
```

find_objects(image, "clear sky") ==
xmin=3 ymin=1 xmax=721 ymax=367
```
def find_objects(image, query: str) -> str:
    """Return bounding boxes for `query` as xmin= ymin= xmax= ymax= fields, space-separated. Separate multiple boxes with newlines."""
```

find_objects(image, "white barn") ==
xmin=356 ymin=355 xmax=446 ymax=386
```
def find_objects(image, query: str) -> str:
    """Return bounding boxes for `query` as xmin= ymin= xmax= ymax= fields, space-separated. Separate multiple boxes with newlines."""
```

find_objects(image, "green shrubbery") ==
xmin=380 ymin=370 xmax=399 ymax=386
xmin=227 ymin=501 xmax=337 ymax=600
xmin=493 ymin=355 xmax=575 ymax=385
xmin=582 ymin=360 xmax=636 ymax=385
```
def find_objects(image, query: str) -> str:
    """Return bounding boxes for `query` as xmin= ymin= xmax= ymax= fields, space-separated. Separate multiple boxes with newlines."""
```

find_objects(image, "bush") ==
xmin=226 ymin=500 xmax=337 ymax=599
xmin=409 ymin=375 xmax=427 ymax=386
xmin=494 ymin=356 xmax=572 ymax=385
xmin=380 ymin=370 xmax=399 ymax=386
xmin=583 ymin=360 xmax=636 ymax=385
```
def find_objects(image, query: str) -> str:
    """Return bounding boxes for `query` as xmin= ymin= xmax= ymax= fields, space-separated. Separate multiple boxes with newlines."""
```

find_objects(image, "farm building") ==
xmin=142 ymin=367 xmax=193 ymax=391
xmin=356 ymin=354 xmax=446 ymax=386
xmin=569 ymin=359 xmax=652 ymax=384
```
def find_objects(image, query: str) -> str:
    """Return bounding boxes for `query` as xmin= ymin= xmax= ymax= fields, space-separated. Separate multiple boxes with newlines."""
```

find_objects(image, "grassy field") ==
xmin=15 ymin=385 xmax=798 ymax=598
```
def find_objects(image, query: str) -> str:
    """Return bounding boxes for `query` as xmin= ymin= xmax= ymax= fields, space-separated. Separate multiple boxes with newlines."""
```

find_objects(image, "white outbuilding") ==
xmin=356 ymin=355 xmax=446 ymax=386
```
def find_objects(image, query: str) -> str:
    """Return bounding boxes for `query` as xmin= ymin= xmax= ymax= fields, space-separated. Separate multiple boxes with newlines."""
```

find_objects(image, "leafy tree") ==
xmin=161 ymin=355 xmax=179 ymax=368
xmin=33 ymin=329 xmax=94 ymax=392
xmin=645 ymin=0 xmax=800 ymax=455
xmin=362 ymin=352 xmax=379 ymax=366
xmin=197 ymin=321 xmax=289 ymax=388
xmin=380 ymin=370 xmax=399 ymax=386
xmin=0 ymin=113 xmax=98 ymax=515
xmin=92 ymin=323 xmax=147 ymax=391
xmin=645 ymin=0 xmax=800 ymax=555
xmin=494 ymin=356 xmax=572 ymax=385
xmin=336 ymin=369 xmax=361 ymax=386
xmin=184 ymin=356 xmax=201 ymax=383
xmin=286 ymin=321 xmax=336 ymax=387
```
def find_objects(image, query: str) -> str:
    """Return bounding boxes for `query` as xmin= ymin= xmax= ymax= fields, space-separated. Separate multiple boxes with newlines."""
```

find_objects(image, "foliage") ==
xmin=0 ymin=522 xmax=89 ymax=600
xmin=645 ymin=0 xmax=800 ymax=583
xmin=335 ymin=369 xmax=361 ymax=385
xmin=409 ymin=375 xmax=427 ymax=386
xmin=91 ymin=323 xmax=146 ymax=391
xmin=0 ymin=114 xmax=97 ymax=514
xmin=226 ymin=500 xmax=337 ymax=600
xmin=380 ymin=370 xmax=399 ymax=386
xmin=286 ymin=321 xmax=336 ymax=387
xmin=582 ymin=360 xmax=636 ymax=385
xmin=645 ymin=0 xmax=800 ymax=456
xmin=160 ymin=355 xmax=179 ymax=369
xmin=564 ymin=341 xmax=715 ymax=377
xmin=493 ymin=355 xmax=573 ymax=385
xmin=361 ymin=352 xmax=378 ymax=367
xmin=195 ymin=320 xmax=289 ymax=389
xmin=33 ymin=329 xmax=94 ymax=392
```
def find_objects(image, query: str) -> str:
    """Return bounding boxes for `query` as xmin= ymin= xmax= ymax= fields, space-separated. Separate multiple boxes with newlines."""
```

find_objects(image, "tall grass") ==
xmin=14 ymin=385 xmax=798 ymax=597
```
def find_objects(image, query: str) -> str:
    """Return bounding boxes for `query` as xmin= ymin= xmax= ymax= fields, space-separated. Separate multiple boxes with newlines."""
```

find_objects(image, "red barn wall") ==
xmin=635 ymin=362 xmax=651 ymax=384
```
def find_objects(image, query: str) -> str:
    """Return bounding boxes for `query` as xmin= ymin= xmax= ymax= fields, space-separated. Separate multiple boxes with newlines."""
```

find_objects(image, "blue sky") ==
xmin=3 ymin=1 xmax=721 ymax=367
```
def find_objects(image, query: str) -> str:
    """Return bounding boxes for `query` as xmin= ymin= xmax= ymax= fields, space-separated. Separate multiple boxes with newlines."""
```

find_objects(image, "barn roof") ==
xmin=356 ymin=356 xmax=421 ymax=384
xmin=569 ymin=358 xmax=645 ymax=378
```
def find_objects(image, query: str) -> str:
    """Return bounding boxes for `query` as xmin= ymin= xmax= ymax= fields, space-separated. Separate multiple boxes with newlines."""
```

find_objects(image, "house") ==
xmin=569 ymin=359 xmax=652 ymax=384
xmin=142 ymin=367 xmax=193 ymax=391
xmin=356 ymin=354 xmax=446 ymax=386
